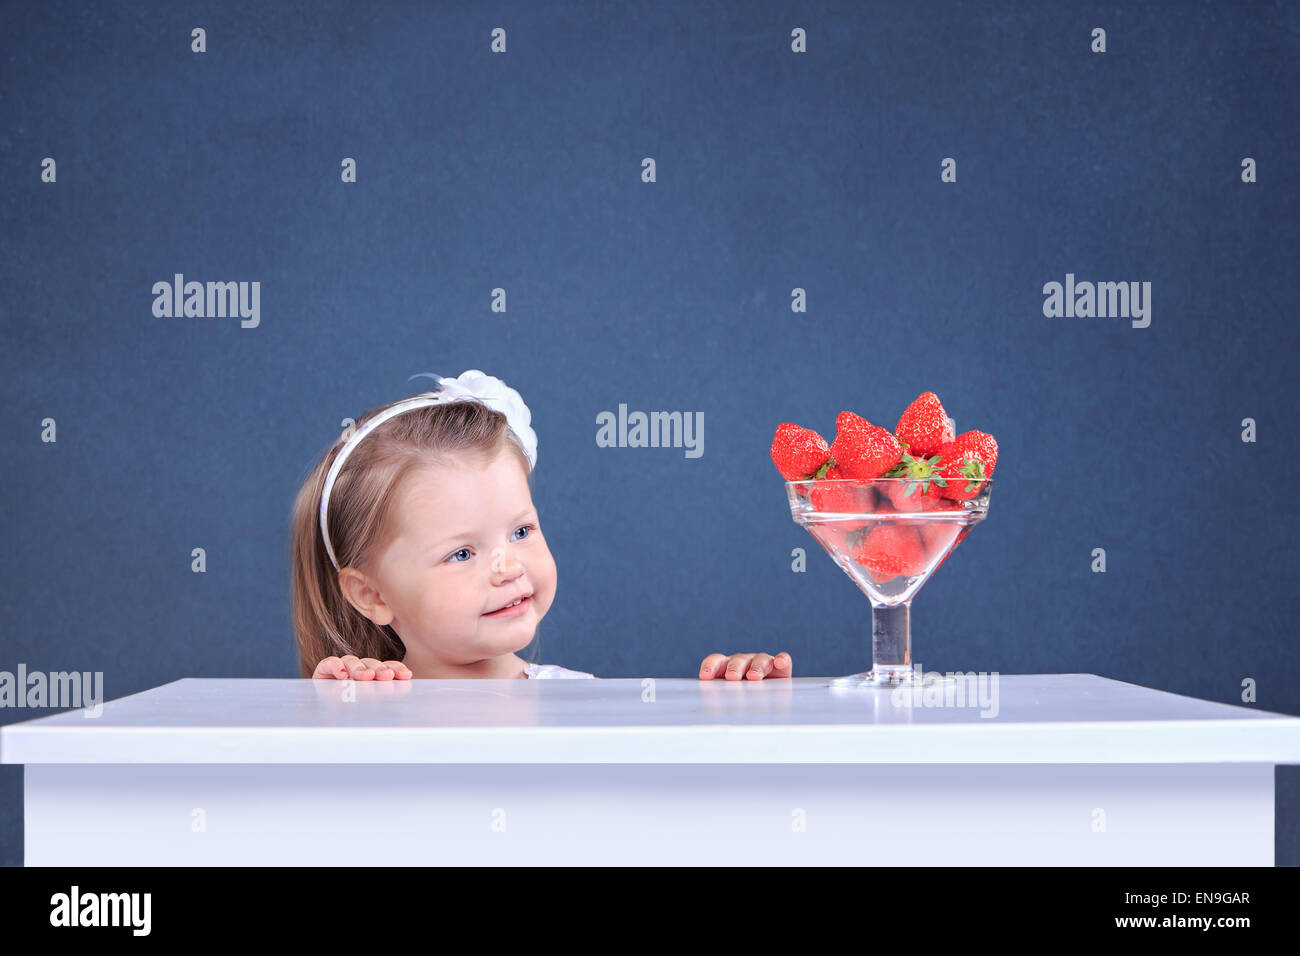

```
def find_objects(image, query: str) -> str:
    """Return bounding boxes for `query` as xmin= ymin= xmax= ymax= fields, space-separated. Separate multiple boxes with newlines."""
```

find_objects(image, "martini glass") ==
xmin=786 ymin=476 xmax=992 ymax=688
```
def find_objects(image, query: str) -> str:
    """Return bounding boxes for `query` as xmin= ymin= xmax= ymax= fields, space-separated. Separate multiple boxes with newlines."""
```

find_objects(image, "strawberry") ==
xmin=937 ymin=431 xmax=999 ymax=501
xmin=923 ymin=495 xmax=963 ymax=513
xmin=812 ymin=520 xmax=869 ymax=557
xmin=851 ymin=523 xmax=928 ymax=582
xmin=895 ymin=392 xmax=955 ymax=460
xmin=958 ymin=430 xmax=999 ymax=474
xmin=876 ymin=479 xmax=924 ymax=513
xmin=881 ymin=447 xmax=950 ymax=501
xmin=828 ymin=411 xmax=902 ymax=479
xmin=929 ymin=525 xmax=973 ymax=574
xmin=917 ymin=522 xmax=961 ymax=564
xmin=770 ymin=423 xmax=832 ymax=481
xmin=809 ymin=466 xmax=875 ymax=513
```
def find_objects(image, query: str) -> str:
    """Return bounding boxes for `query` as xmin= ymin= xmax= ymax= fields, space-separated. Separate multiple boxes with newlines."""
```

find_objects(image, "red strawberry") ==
xmin=828 ymin=411 xmax=902 ymax=479
xmin=877 ymin=481 xmax=923 ymax=513
xmin=809 ymin=466 xmax=875 ymax=513
xmin=812 ymin=520 xmax=869 ymax=557
xmin=937 ymin=431 xmax=999 ymax=501
xmin=917 ymin=522 xmax=961 ymax=565
xmin=770 ymin=423 xmax=832 ymax=481
xmin=960 ymin=430 xmax=999 ymax=474
xmin=929 ymin=525 xmax=973 ymax=573
xmin=881 ymin=448 xmax=950 ymax=501
xmin=895 ymin=392 xmax=955 ymax=460
xmin=922 ymin=494 xmax=963 ymax=513
xmin=851 ymin=523 xmax=928 ymax=582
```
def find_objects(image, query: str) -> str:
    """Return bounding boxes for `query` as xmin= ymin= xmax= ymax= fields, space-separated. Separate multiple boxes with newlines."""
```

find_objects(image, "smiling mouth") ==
xmin=484 ymin=594 xmax=533 ymax=616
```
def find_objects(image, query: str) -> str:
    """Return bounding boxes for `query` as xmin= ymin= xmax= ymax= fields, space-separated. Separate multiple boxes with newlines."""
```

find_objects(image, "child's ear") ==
xmin=338 ymin=568 xmax=395 ymax=627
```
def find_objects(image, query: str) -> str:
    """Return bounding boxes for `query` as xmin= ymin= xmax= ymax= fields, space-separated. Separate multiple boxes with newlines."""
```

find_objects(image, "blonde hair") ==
xmin=290 ymin=397 xmax=536 ymax=677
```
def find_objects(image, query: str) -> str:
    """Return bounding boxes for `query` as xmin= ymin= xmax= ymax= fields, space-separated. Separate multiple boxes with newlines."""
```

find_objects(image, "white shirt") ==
xmin=522 ymin=662 xmax=597 ymax=679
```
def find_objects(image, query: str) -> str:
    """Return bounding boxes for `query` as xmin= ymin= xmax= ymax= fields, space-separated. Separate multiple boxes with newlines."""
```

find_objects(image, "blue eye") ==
xmin=444 ymin=525 xmax=535 ymax=563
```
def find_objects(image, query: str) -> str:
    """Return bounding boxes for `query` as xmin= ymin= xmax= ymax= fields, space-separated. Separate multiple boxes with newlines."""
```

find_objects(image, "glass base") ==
xmin=829 ymin=667 xmax=954 ymax=689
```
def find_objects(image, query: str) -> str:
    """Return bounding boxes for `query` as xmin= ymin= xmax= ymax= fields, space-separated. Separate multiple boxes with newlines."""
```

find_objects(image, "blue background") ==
xmin=2 ymin=0 xmax=1298 ymax=866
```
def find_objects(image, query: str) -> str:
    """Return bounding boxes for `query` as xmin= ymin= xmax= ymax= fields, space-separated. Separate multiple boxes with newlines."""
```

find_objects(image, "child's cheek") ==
xmin=424 ymin=579 xmax=465 ymax=624
xmin=537 ymin=550 xmax=558 ymax=616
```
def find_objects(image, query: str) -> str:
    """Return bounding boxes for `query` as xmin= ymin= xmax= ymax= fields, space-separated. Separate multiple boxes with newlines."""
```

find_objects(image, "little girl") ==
xmin=291 ymin=369 xmax=794 ymax=681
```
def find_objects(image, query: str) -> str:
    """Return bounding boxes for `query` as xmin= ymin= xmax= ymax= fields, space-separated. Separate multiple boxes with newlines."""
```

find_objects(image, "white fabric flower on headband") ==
xmin=418 ymin=369 xmax=538 ymax=470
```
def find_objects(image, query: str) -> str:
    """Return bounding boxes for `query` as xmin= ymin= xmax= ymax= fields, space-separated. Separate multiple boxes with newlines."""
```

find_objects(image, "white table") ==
xmin=4 ymin=674 xmax=1299 ymax=865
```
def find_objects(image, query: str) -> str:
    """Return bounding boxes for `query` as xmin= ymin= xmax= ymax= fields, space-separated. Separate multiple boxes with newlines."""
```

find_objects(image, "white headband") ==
xmin=318 ymin=370 xmax=538 ymax=572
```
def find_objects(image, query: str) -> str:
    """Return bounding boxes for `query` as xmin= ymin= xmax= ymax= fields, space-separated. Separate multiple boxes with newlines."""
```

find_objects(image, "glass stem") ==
xmin=871 ymin=603 xmax=912 ymax=684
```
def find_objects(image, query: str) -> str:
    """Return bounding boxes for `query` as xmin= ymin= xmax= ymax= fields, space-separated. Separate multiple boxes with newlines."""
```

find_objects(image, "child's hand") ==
xmin=699 ymin=652 xmax=793 ymax=680
xmin=313 ymin=655 xmax=413 ymax=680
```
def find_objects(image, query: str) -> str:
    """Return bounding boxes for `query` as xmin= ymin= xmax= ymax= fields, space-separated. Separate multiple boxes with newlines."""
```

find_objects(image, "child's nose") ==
xmin=489 ymin=546 xmax=523 ymax=577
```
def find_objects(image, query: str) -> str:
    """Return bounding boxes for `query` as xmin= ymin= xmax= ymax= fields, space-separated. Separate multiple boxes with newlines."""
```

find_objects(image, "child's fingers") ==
xmin=724 ymin=653 xmax=756 ymax=680
xmin=358 ymin=657 xmax=389 ymax=680
xmin=313 ymin=657 xmax=346 ymax=680
xmin=700 ymin=653 xmax=794 ymax=680
xmin=368 ymin=660 xmax=397 ymax=680
xmin=340 ymin=655 xmax=374 ymax=680
xmin=361 ymin=658 xmax=392 ymax=680
xmin=699 ymin=653 xmax=730 ymax=680
xmin=745 ymin=653 xmax=774 ymax=679
xmin=316 ymin=655 xmax=411 ymax=680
